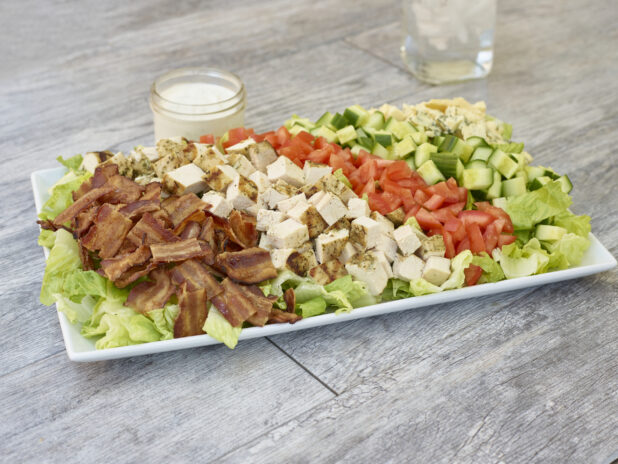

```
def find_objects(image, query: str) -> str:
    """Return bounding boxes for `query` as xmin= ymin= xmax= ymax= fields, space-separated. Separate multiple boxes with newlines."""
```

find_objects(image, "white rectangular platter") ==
xmin=32 ymin=167 xmax=617 ymax=362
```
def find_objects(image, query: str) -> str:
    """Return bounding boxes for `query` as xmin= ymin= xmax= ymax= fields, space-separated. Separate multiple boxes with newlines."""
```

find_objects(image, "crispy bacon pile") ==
xmin=40 ymin=164 xmax=301 ymax=337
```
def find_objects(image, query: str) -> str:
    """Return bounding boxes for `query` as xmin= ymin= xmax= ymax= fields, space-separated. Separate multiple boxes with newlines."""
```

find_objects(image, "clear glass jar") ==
xmin=401 ymin=0 xmax=497 ymax=85
xmin=149 ymin=67 xmax=246 ymax=141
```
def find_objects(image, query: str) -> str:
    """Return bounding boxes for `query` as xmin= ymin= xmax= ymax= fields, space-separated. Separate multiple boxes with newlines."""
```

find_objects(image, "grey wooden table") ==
xmin=1 ymin=0 xmax=617 ymax=462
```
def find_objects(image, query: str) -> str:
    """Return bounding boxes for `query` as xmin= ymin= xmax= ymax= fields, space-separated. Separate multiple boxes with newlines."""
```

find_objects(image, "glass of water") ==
xmin=401 ymin=0 xmax=497 ymax=85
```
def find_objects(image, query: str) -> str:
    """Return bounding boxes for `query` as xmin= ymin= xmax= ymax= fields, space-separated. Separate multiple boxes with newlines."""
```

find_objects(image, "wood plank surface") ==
xmin=1 ymin=0 xmax=616 ymax=462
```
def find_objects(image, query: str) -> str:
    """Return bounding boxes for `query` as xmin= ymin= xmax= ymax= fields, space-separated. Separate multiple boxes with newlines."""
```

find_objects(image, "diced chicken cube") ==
xmin=315 ymin=192 xmax=348 ymax=226
xmin=376 ymin=235 xmax=398 ymax=263
xmin=338 ymin=242 xmax=357 ymax=264
xmin=276 ymin=193 xmax=307 ymax=214
xmin=270 ymin=248 xmax=296 ymax=270
xmin=314 ymin=174 xmax=357 ymax=203
xmin=308 ymin=190 xmax=327 ymax=206
xmin=345 ymin=251 xmax=391 ymax=296
xmin=257 ymin=209 xmax=285 ymax=232
xmin=201 ymin=191 xmax=233 ymax=218
xmin=248 ymin=171 xmax=271 ymax=193
xmin=203 ymin=164 xmax=239 ymax=192
xmin=259 ymin=233 xmax=273 ymax=250
xmin=418 ymin=235 xmax=446 ymax=260
xmin=303 ymin=162 xmax=332 ymax=186
xmin=422 ymin=256 xmax=451 ymax=286
xmin=373 ymin=250 xmax=394 ymax=279
xmin=225 ymin=138 xmax=256 ymax=157
xmin=386 ymin=207 xmax=406 ymax=227
xmin=287 ymin=203 xmax=327 ymax=239
xmin=309 ymin=260 xmax=347 ymax=285
xmin=315 ymin=229 xmax=349 ymax=264
xmin=326 ymin=217 xmax=351 ymax=233
xmin=153 ymin=153 xmax=182 ymax=179
xmin=350 ymin=216 xmax=381 ymax=249
xmin=156 ymin=137 xmax=186 ymax=161
xmin=226 ymin=176 xmax=259 ymax=214
xmin=286 ymin=249 xmax=318 ymax=276
xmin=80 ymin=152 xmax=104 ymax=174
xmin=135 ymin=146 xmax=159 ymax=163
xmin=259 ymin=188 xmax=290 ymax=210
xmin=393 ymin=225 xmax=422 ymax=256
xmin=192 ymin=144 xmax=226 ymax=172
xmin=248 ymin=141 xmax=278 ymax=172
xmin=393 ymin=254 xmax=425 ymax=281
xmin=163 ymin=163 xmax=207 ymax=195
xmin=267 ymin=156 xmax=305 ymax=187
xmin=267 ymin=219 xmax=309 ymax=249
xmin=228 ymin=153 xmax=256 ymax=177
xmin=346 ymin=197 xmax=370 ymax=219
xmin=370 ymin=211 xmax=395 ymax=237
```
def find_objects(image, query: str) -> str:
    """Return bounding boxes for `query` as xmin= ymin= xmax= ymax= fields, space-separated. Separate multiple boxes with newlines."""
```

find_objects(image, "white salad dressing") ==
xmin=150 ymin=68 xmax=246 ymax=142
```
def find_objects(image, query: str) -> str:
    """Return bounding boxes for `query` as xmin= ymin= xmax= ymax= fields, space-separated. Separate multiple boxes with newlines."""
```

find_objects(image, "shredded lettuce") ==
xmin=38 ymin=229 xmax=56 ymax=248
xmin=492 ymin=238 xmax=550 ymax=279
xmin=62 ymin=270 xmax=109 ymax=303
xmin=203 ymin=305 xmax=242 ymax=349
xmin=441 ymin=250 xmax=473 ymax=290
xmin=505 ymin=181 xmax=572 ymax=230
xmin=38 ymin=170 xmax=92 ymax=221
xmin=53 ymin=293 xmax=97 ymax=324
xmin=471 ymin=252 xmax=505 ymax=283
xmin=545 ymin=233 xmax=589 ymax=270
xmin=551 ymin=211 xmax=591 ymax=238
xmin=40 ymin=229 xmax=82 ymax=305
xmin=56 ymin=154 xmax=84 ymax=172
xmin=147 ymin=304 xmax=180 ymax=340
xmin=298 ymin=298 xmax=327 ymax=318
xmin=409 ymin=278 xmax=442 ymax=296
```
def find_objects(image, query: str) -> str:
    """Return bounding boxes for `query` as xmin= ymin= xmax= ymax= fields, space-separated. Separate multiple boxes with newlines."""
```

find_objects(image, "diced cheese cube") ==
xmin=225 ymin=138 xmax=256 ymax=157
xmin=270 ymin=248 xmax=296 ymax=270
xmin=418 ymin=235 xmax=446 ymax=260
xmin=346 ymin=197 xmax=370 ymax=219
xmin=350 ymin=216 xmax=381 ymax=249
xmin=422 ymin=256 xmax=451 ymax=286
xmin=314 ymin=174 xmax=357 ymax=203
xmin=376 ymin=235 xmax=398 ymax=263
xmin=201 ymin=191 xmax=233 ymax=218
xmin=370 ymin=211 xmax=395 ymax=237
xmin=257 ymin=209 xmax=285 ymax=232
xmin=248 ymin=170 xmax=271 ymax=193
xmin=258 ymin=233 xmax=273 ymax=250
xmin=393 ymin=225 xmax=422 ymax=256
xmin=267 ymin=219 xmax=309 ymax=249
xmin=287 ymin=203 xmax=327 ymax=239
xmin=248 ymin=141 xmax=278 ymax=172
xmin=303 ymin=162 xmax=332 ymax=186
xmin=163 ymin=163 xmax=207 ymax=195
xmin=267 ymin=156 xmax=305 ymax=187
xmin=393 ymin=254 xmax=425 ymax=281
xmin=228 ymin=153 xmax=256 ymax=177
xmin=203 ymin=164 xmax=239 ymax=192
xmin=226 ymin=176 xmax=259 ymax=214
xmin=276 ymin=193 xmax=307 ymax=214
xmin=345 ymin=251 xmax=390 ymax=295
xmin=315 ymin=229 xmax=349 ymax=264
xmin=286 ymin=249 xmax=318 ymax=276
xmin=338 ymin=242 xmax=357 ymax=264
xmin=315 ymin=192 xmax=348 ymax=226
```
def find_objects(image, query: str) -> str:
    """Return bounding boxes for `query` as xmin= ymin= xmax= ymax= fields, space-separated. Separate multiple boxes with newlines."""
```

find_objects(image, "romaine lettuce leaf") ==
xmin=440 ymin=250 xmax=473 ymax=290
xmin=52 ymin=293 xmax=97 ymax=324
xmin=409 ymin=278 xmax=442 ymax=296
xmin=62 ymin=270 xmax=109 ymax=302
xmin=551 ymin=211 xmax=591 ymax=238
xmin=56 ymin=154 xmax=84 ymax=172
xmin=38 ymin=170 xmax=92 ymax=221
xmin=505 ymin=181 xmax=572 ymax=230
xmin=203 ymin=305 xmax=242 ymax=349
xmin=147 ymin=304 xmax=180 ymax=340
xmin=38 ymin=229 xmax=56 ymax=248
xmin=546 ymin=233 xmax=589 ymax=270
xmin=381 ymin=278 xmax=413 ymax=301
xmin=492 ymin=238 xmax=550 ymax=279
xmin=471 ymin=252 xmax=505 ymax=283
xmin=40 ymin=229 xmax=82 ymax=305
xmin=298 ymin=298 xmax=327 ymax=318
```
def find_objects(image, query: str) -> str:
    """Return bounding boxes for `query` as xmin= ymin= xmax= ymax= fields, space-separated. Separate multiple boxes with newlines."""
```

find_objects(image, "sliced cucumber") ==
xmin=466 ymin=160 xmax=487 ymax=169
xmin=336 ymin=125 xmax=357 ymax=145
xmin=557 ymin=175 xmax=573 ymax=193
xmin=390 ymin=120 xmax=417 ymax=141
xmin=466 ymin=136 xmax=489 ymax=148
xmin=289 ymin=125 xmax=310 ymax=136
xmin=364 ymin=111 xmax=385 ymax=131
xmin=432 ymin=135 xmax=445 ymax=147
xmin=544 ymin=167 xmax=561 ymax=180
xmin=485 ymin=171 xmax=503 ymax=200
xmin=350 ymin=144 xmax=364 ymax=156
xmin=415 ymin=142 xmax=437 ymax=168
xmin=411 ymin=131 xmax=428 ymax=145
xmin=438 ymin=134 xmax=473 ymax=163
xmin=417 ymin=160 xmax=445 ymax=185
xmin=311 ymin=125 xmax=337 ymax=143
xmin=525 ymin=165 xmax=546 ymax=180
xmin=462 ymin=168 xmax=494 ymax=190
xmin=431 ymin=152 xmax=461 ymax=179
xmin=286 ymin=114 xmax=314 ymax=130
xmin=330 ymin=113 xmax=349 ymax=130
xmin=470 ymin=146 xmax=494 ymax=162
xmin=529 ymin=176 xmax=552 ymax=191
xmin=343 ymin=105 xmax=369 ymax=127
xmin=488 ymin=149 xmax=519 ymax=179
xmin=536 ymin=224 xmax=567 ymax=241
xmin=404 ymin=156 xmax=415 ymax=170
xmin=372 ymin=142 xmax=389 ymax=158
xmin=393 ymin=136 xmax=416 ymax=159
xmin=315 ymin=111 xmax=333 ymax=128
xmin=357 ymin=136 xmax=374 ymax=151
xmin=492 ymin=197 xmax=508 ymax=210
xmin=502 ymin=176 xmax=527 ymax=197
xmin=373 ymin=130 xmax=393 ymax=147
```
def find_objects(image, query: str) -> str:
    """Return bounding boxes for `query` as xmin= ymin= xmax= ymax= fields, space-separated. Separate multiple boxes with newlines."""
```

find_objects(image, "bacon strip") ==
xmin=73 ymin=205 xmax=99 ymax=238
xmin=150 ymin=238 xmax=206 ymax=263
xmin=114 ymin=262 xmax=157 ymax=288
xmin=125 ymin=212 xmax=179 ymax=247
xmin=100 ymin=175 xmax=144 ymax=204
xmin=211 ymin=278 xmax=257 ymax=327
xmin=284 ymin=288 xmax=296 ymax=313
xmin=78 ymin=238 xmax=95 ymax=271
xmin=91 ymin=163 xmax=119 ymax=189
xmin=141 ymin=182 xmax=162 ymax=201
xmin=100 ymin=245 xmax=151 ymax=281
xmin=119 ymin=200 xmax=160 ymax=220
xmin=228 ymin=210 xmax=258 ymax=248
xmin=125 ymin=267 xmax=175 ymax=313
xmin=81 ymin=203 xmax=134 ymax=258
xmin=52 ymin=186 xmax=113 ymax=226
xmin=162 ymin=193 xmax=205 ymax=228
xmin=180 ymin=221 xmax=202 ymax=240
xmin=170 ymin=259 xmax=223 ymax=297
xmin=173 ymin=283 xmax=208 ymax=338
xmin=268 ymin=308 xmax=302 ymax=324
xmin=243 ymin=285 xmax=276 ymax=327
xmin=215 ymin=247 xmax=278 ymax=284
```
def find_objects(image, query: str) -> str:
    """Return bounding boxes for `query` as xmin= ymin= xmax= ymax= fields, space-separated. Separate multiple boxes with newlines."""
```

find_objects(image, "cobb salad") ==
xmin=37 ymin=98 xmax=592 ymax=350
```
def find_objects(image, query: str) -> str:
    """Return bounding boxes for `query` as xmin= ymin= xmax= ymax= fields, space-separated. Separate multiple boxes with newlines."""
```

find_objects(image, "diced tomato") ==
xmin=338 ymin=148 xmax=354 ymax=163
xmin=475 ymin=202 xmax=514 ymax=233
xmin=404 ymin=204 xmax=421 ymax=220
xmin=441 ymin=201 xmax=465 ymax=216
xmin=313 ymin=136 xmax=328 ymax=150
xmin=464 ymin=265 xmax=483 ymax=286
xmin=385 ymin=161 xmax=413 ymax=181
xmin=457 ymin=187 xmax=468 ymax=202
xmin=276 ymin=126 xmax=291 ymax=147
xmin=199 ymin=134 xmax=215 ymax=144
xmin=361 ymin=180 xmax=376 ymax=195
xmin=264 ymin=133 xmax=278 ymax=147
xmin=424 ymin=194 xmax=445 ymax=211
xmin=458 ymin=210 xmax=494 ymax=228
xmin=444 ymin=217 xmax=466 ymax=242
xmin=357 ymin=159 xmax=378 ymax=184
xmin=498 ymin=234 xmax=517 ymax=247
xmin=414 ymin=189 xmax=429 ymax=204
xmin=456 ymin=236 xmax=471 ymax=254
xmin=307 ymin=148 xmax=331 ymax=164
xmin=483 ymin=222 xmax=500 ymax=253
xmin=368 ymin=192 xmax=399 ymax=215
xmin=295 ymin=130 xmax=314 ymax=144
xmin=329 ymin=153 xmax=346 ymax=173
xmin=415 ymin=208 xmax=442 ymax=230
xmin=443 ymin=230 xmax=456 ymax=259
xmin=434 ymin=207 xmax=455 ymax=224
xmin=465 ymin=222 xmax=486 ymax=254
xmin=425 ymin=181 xmax=459 ymax=204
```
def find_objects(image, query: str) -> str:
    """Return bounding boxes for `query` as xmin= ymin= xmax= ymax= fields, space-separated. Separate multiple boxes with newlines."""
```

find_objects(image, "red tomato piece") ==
xmin=465 ymin=222 xmax=486 ymax=254
xmin=443 ymin=230 xmax=456 ymax=258
xmin=432 ymin=206 xmax=456 ymax=223
xmin=456 ymin=236 xmax=471 ymax=254
xmin=424 ymin=194 xmax=445 ymax=211
xmin=199 ymin=134 xmax=215 ymax=144
xmin=498 ymin=234 xmax=517 ymax=247
xmin=464 ymin=264 xmax=483 ymax=286
xmin=445 ymin=217 xmax=466 ymax=243
xmin=475 ymin=202 xmax=514 ymax=233
xmin=404 ymin=204 xmax=421 ymax=220
xmin=307 ymin=148 xmax=331 ymax=164
xmin=368 ymin=192 xmax=392 ymax=215
xmin=385 ymin=161 xmax=413 ymax=181
xmin=457 ymin=187 xmax=468 ymax=202
xmin=357 ymin=159 xmax=378 ymax=184
xmin=329 ymin=153 xmax=346 ymax=172
xmin=414 ymin=189 xmax=429 ymax=204
xmin=295 ymin=130 xmax=314 ymax=144
xmin=276 ymin=126 xmax=291 ymax=147
xmin=483 ymin=222 xmax=500 ymax=253
xmin=425 ymin=181 xmax=459 ymax=204
xmin=458 ymin=210 xmax=494 ymax=228
xmin=415 ymin=208 xmax=442 ymax=230
xmin=441 ymin=201 xmax=465 ymax=216
xmin=313 ymin=136 xmax=328 ymax=150
xmin=264 ymin=133 xmax=278 ymax=148
xmin=361 ymin=180 xmax=376 ymax=195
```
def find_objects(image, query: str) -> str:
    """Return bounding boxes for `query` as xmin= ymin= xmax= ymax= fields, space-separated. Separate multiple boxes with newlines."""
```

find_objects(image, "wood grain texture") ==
xmin=1 ymin=0 xmax=617 ymax=462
